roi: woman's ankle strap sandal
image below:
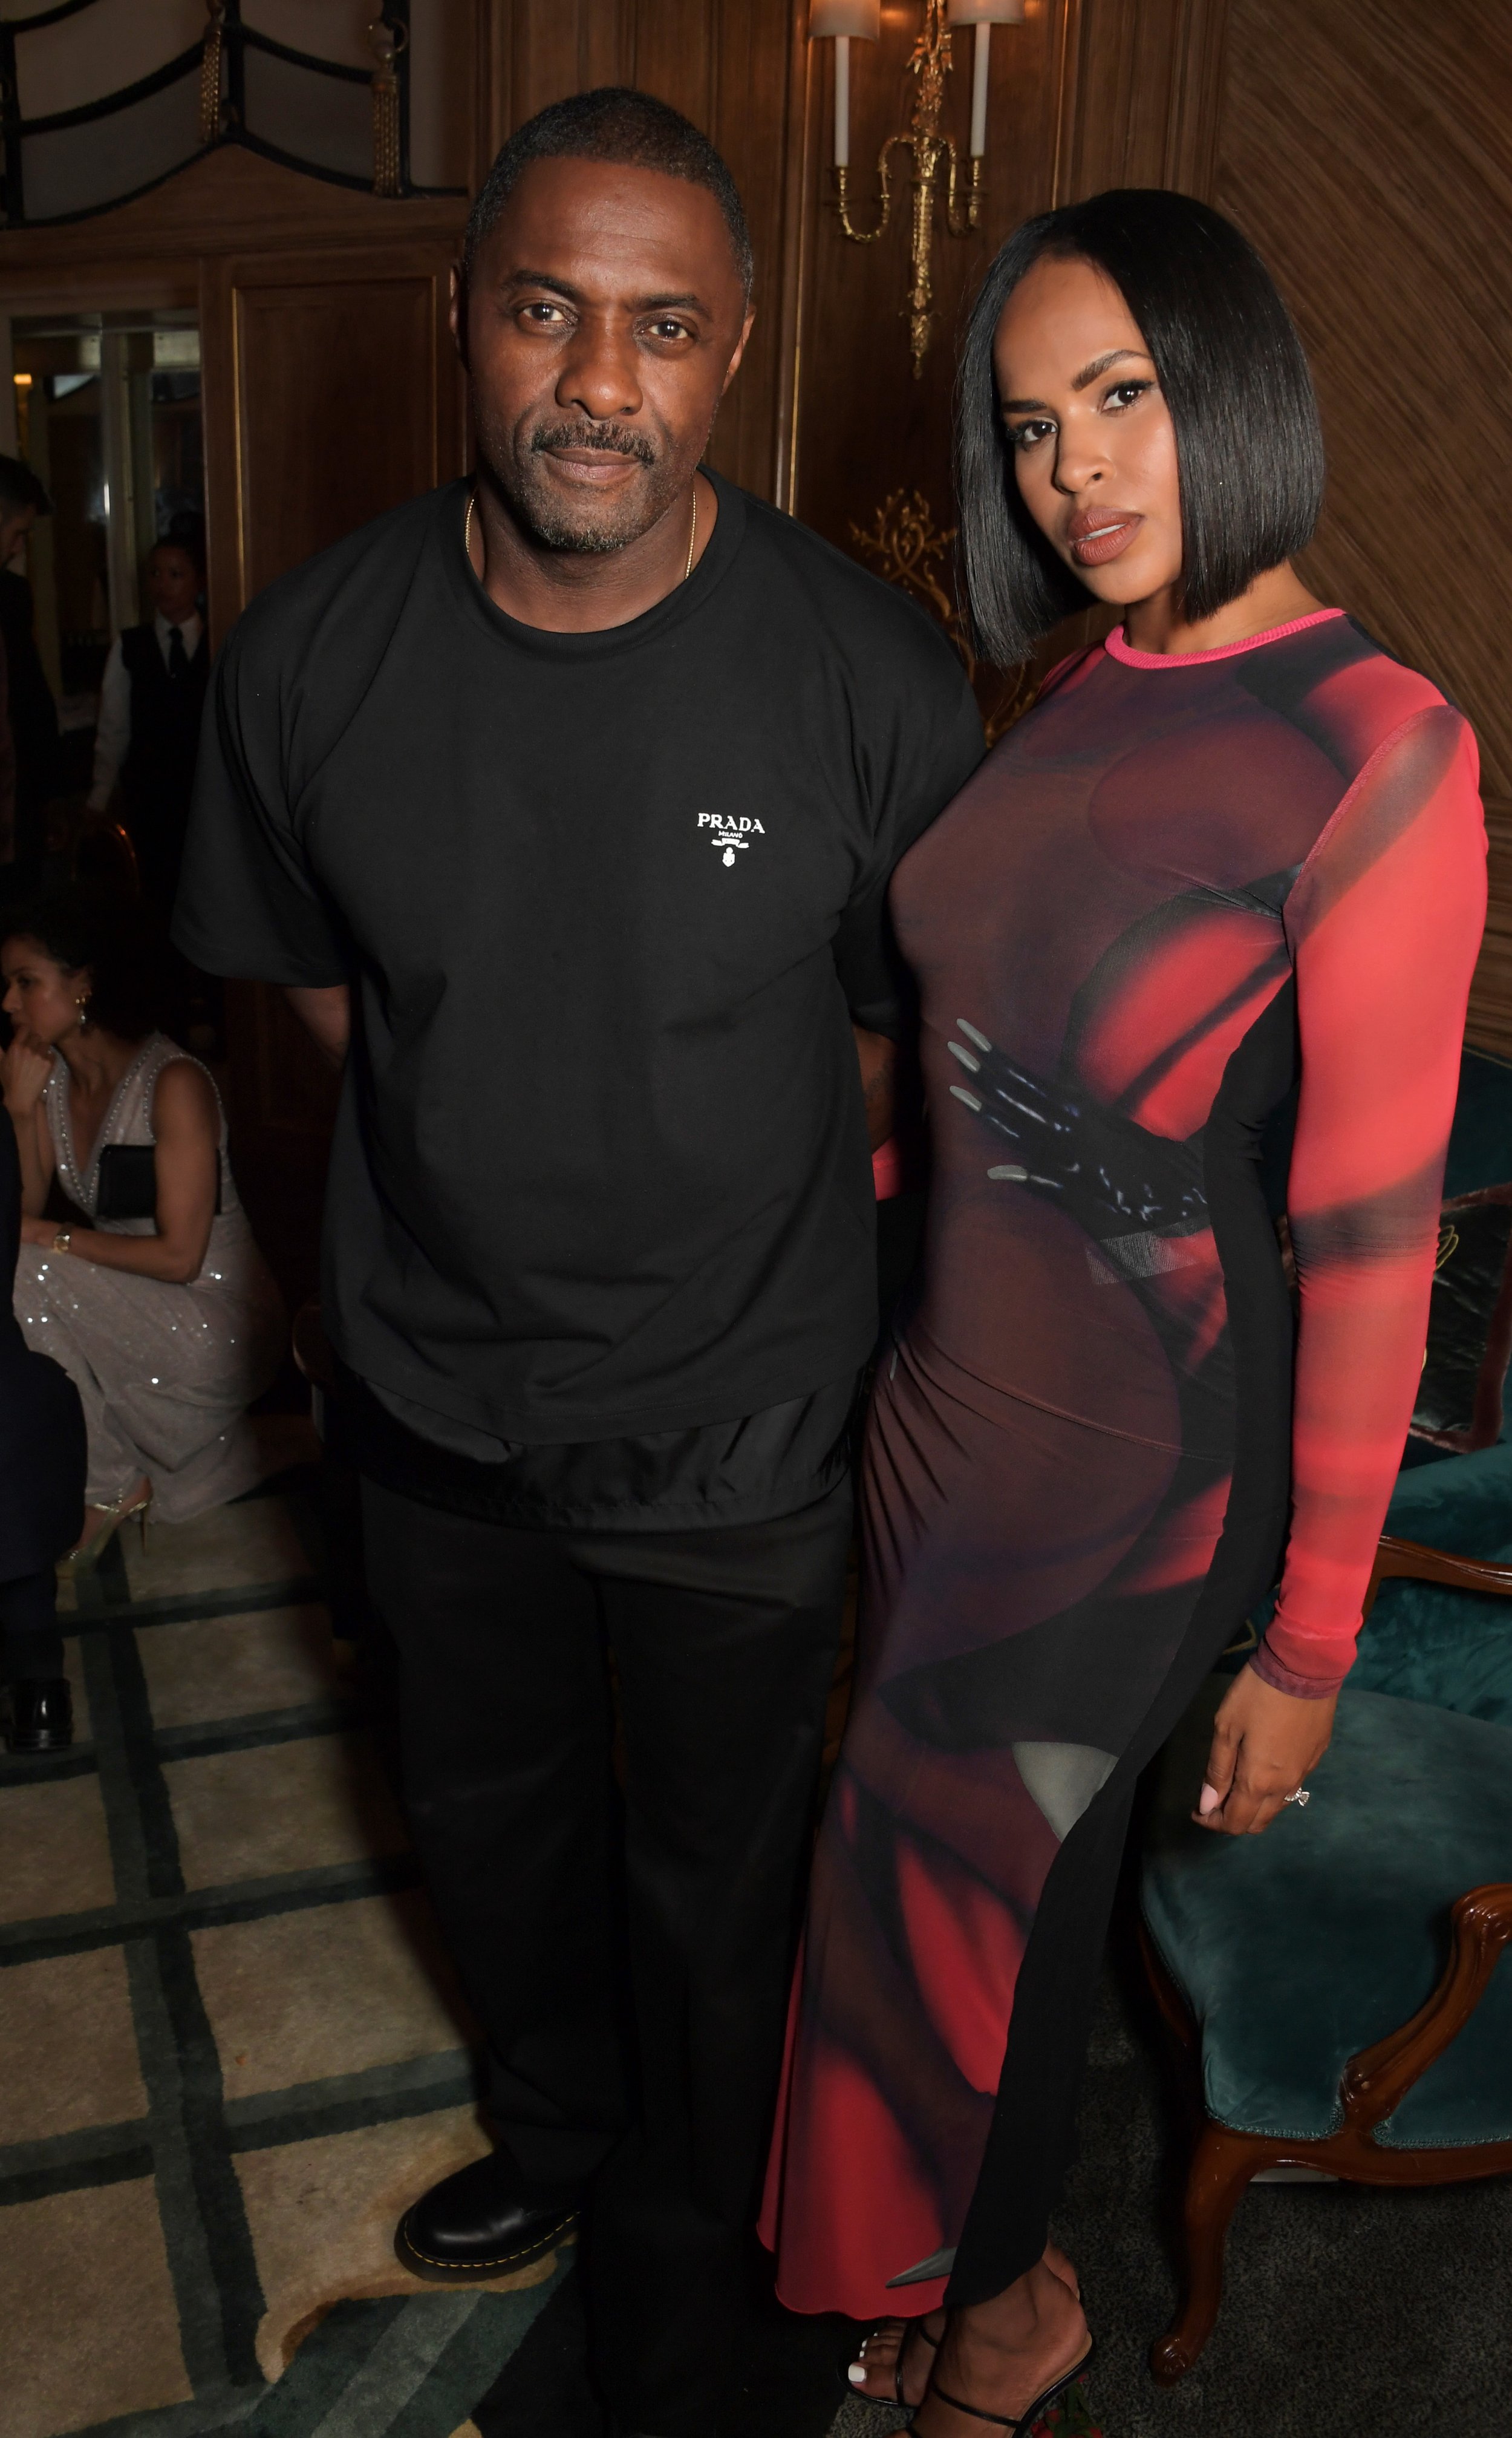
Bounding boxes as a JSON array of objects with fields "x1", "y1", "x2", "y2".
[{"x1": 927, "y1": 2340, "x2": 1094, "y2": 2433}]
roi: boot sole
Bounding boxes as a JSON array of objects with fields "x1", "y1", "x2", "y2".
[{"x1": 394, "y1": 2204, "x2": 578, "y2": 2284}]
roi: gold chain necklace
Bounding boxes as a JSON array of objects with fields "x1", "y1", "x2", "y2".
[{"x1": 463, "y1": 484, "x2": 699, "y2": 583}]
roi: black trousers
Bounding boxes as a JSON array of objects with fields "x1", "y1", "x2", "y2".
[
  {"x1": 0, "y1": 1569, "x2": 64, "y2": 1679},
  {"x1": 360, "y1": 1477, "x2": 852, "y2": 2436}
]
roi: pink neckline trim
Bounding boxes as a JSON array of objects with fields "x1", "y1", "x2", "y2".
[{"x1": 1104, "y1": 607, "x2": 1346, "y2": 668}]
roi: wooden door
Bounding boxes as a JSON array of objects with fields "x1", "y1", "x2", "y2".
[{"x1": 200, "y1": 242, "x2": 466, "y2": 1307}]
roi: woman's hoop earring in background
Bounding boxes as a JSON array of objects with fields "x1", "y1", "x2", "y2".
[{"x1": 464, "y1": 492, "x2": 475, "y2": 567}]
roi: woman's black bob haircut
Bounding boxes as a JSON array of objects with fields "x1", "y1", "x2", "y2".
[{"x1": 956, "y1": 188, "x2": 1326, "y2": 668}]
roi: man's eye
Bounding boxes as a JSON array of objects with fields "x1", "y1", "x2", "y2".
[
  {"x1": 521, "y1": 302, "x2": 567, "y2": 327},
  {"x1": 647, "y1": 319, "x2": 691, "y2": 342}
]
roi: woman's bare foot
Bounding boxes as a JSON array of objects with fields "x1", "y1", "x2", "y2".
[
  {"x1": 914, "y1": 2261, "x2": 1090, "y2": 2437},
  {"x1": 847, "y1": 2312, "x2": 945, "y2": 2407}
]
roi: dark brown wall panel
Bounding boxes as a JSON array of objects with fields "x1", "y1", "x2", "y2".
[
  {"x1": 1210, "y1": 0, "x2": 1512, "y2": 1049},
  {"x1": 235, "y1": 275, "x2": 440, "y2": 601}
]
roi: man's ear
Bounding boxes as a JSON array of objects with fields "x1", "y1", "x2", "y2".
[
  {"x1": 720, "y1": 305, "x2": 757, "y2": 400},
  {"x1": 448, "y1": 262, "x2": 469, "y2": 370}
]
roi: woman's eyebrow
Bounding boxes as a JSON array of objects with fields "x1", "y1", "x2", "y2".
[
  {"x1": 1072, "y1": 347, "x2": 1150, "y2": 390},
  {"x1": 1001, "y1": 347, "x2": 1152, "y2": 414}
]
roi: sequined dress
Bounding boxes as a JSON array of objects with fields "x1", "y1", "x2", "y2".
[{"x1": 14, "y1": 1033, "x2": 285, "y2": 1519}]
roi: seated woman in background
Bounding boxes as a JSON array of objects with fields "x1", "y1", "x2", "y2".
[{"x1": 1, "y1": 886, "x2": 284, "y2": 1559}]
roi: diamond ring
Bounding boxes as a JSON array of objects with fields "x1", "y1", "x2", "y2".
[{"x1": 1282, "y1": 1787, "x2": 1311, "y2": 1807}]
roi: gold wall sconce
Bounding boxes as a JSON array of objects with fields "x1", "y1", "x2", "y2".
[{"x1": 809, "y1": 0, "x2": 1025, "y2": 377}]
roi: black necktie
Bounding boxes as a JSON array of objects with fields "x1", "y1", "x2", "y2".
[{"x1": 168, "y1": 625, "x2": 189, "y2": 680}]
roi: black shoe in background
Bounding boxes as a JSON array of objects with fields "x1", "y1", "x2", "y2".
[
  {"x1": 395, "y1": 2148, "x2": 580, "y2": 2283},
  {"x1": 2, "y1": 1678, "x2": 74, "y2": 1754}
]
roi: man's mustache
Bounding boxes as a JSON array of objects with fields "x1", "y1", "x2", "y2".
[{"x1": 530, "y1": 421, "x2": 657, "y2": 466}]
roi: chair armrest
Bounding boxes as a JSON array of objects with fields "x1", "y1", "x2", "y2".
[
  {"x1": 1362, "y1": 1535, "x2": 1512, "y2": 1622},
  {"x1": 1340, "y1": 1883, "x2": 1512, "y2": 2132}
]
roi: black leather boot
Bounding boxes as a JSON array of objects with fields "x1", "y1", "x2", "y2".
[
  {"x1": 395, "y1": 2148, "x2": 579, "y2": 2283},
  {"x1": 2, "y1": 1678, "x2": 74, "y2": 1754}
]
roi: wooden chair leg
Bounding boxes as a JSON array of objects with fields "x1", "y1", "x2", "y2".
[{"x1": 1150, "y1": 2120, "x2": 1276, "y2": 2385}]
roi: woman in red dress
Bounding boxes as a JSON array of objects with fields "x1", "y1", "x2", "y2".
[{"x1": 760, "y1": 189, "x2": 1486, "y2": 2434}]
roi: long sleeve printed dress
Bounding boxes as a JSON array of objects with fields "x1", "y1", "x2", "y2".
[{"x1": 760, "y1": 608, "x2": 1486, "y2": 2318}]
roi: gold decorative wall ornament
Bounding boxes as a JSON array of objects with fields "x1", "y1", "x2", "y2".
[
  {"x1": 368, "y1": 15, "x2": 408, "y2": 199},
  {"x1": 199, "y1": 0, "x2": 227, "y2": 146},
  {"x1": 810, "y1": 0, "x2": 1025, "y2": 377},
  {"x1": 850, "y1": 489, "x2": 1036, "y2": 740}
]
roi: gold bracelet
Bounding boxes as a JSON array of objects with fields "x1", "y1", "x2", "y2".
[{"x1": 51, "y1": 1227, "x2": 72, "y2": 1255}]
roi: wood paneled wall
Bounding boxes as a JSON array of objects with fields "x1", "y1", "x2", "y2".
[{"x1": 1201, "y1": 0, "x2": 1512, "y2": 1057}]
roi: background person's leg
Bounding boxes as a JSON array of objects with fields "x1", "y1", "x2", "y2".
[
  {"x1": 360, "y1": 1480, "x2": 630, "y2": 2204},
  {"x1": 0, "y1": 1568, "x2": 65, "y2": 1682},
  {"x1": 578, "y1": 1482, "x2": 852, "y2": 2436},
  {"x1": 0, "y1": 1567, "x2": 72, "y2": 1754}
]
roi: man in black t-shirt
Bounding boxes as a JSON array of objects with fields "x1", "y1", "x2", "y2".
[{"x1": 175, "y1": 89, "x2": 982, "y2": 2438}]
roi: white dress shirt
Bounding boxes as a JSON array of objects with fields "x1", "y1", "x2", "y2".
[{"x1": 88, "y1": 610, "x2": 204, "y2": 811}]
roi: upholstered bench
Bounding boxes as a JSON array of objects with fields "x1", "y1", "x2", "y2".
[{"x1": 1139, "y1": 1673, "x2": 1512, "y2": 2381}]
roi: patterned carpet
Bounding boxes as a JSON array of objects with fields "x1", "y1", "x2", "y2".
[{"x1": 0, "y1": 1435, "x2": 564, "y2": 2438}]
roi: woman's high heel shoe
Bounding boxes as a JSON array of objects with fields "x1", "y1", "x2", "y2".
[
  {"x1": 64, "y1": 1481, "x2": 152, "y2": 1574},
  {"x1": 923, "y1": 2338, "x2": 1096, "y2": 2434}
]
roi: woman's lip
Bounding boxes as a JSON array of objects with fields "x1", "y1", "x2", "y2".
[{"x1": 1069, "y1": 515, "x2": 1141, "y2": 568}]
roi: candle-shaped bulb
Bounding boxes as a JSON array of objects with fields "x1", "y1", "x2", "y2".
[
  {"x1": 970, "y1": 22, "x2": 991, "y2": 158},
  {"x1": 835, "y1": 33, "x2": 850, "y2": 168}
]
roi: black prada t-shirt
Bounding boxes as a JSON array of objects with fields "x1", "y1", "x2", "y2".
[{"x1": 175, "y1": 474, "x2": 983, "y2": 1478}]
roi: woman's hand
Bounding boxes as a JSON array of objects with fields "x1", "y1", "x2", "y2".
[
  {"x1": 1194, "y1": 1663, "x2": 1338, "y2": 1835},
  {"x1": 2, "y1": 1028, "x2": 52, "y2": 1117}
]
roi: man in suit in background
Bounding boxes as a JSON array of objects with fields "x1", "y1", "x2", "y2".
[{"x1": 88, "y1": 532, "x2": 209, "y2": 917}]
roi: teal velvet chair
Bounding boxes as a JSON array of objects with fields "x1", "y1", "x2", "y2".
[{"x1": 1138, "y1": 1047, "x2": 1512, "y2": 2383}]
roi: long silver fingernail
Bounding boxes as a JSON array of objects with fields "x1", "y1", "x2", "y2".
[
  {"x1": 947, "y1": 1041, "x2": 981, "y2": 1073},
  {"x1": 957, "y1": 1019, "x2": 992, "y2": 1052},
  {"x1": 988, "y1": 1164, "x2": 1028, "y2": 1180},
  {"x1": 950, "y1": 1085, "x2": 982, "y2": 1111}
]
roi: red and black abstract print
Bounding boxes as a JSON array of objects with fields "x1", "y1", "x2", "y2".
[{"x1": 760, "y1": 609, "x2": 1486, "y2": 2320}]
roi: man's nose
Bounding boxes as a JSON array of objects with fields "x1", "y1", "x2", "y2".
[{"x1": 556, "y1": 315, "x2": 644, "y2": 424}]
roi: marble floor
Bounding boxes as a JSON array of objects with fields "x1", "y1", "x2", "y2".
[{"x1": 0, "y1": 1434, "x2": 563, "y2": 2438}]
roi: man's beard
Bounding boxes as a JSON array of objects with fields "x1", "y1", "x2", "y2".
[{"x1": 483, "y1": 417, "x2": 685, "y2": 554}]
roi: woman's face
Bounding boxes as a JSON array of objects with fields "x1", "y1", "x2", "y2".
[
  {"x1": 992, "y1": 253, "x2": 1184, "y2": 609},
  {"x1": 1, "y1": 937, "x2": 88, "y2": 1045}
]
